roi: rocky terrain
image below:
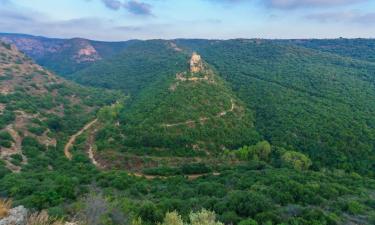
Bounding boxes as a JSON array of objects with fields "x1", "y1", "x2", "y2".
[{"x1": 0, "y1": 41, "x2": 119, "y2": 172}]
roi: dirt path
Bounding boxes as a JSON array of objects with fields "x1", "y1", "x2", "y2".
[
  {"x1": 64, "y1": 117, "x2": 221, "y2": 180},
  {"x1": 64, "y1": 119, "x2": 98, "y2": 160},
  {"x1": 162, "y1": 99, "x2": 235, "y2": 128},
  {"x1": 86, "y1": 128, "x2": 104, "y2": 168},
  {"x1": 130, "y1": 172, "x2": 221, "y2": 180}
]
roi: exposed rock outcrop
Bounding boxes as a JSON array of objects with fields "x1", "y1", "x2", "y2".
[
  {"x1": 190, "y1": 52, "x2": 204, "y2": 73},
  {"x1": 0, "y1": 206, "x2": 28, "y2": 225}
]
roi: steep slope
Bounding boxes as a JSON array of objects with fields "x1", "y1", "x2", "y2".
[
  {"x1": 73, "y1": 39, "x2": 375, "y2": 174},
  {"x1": 283, "y1": 38, "x2": 375, "y2": 63},
  {"x1": 0, "y1": 41, "x2": 120, "y2": 172},
  {"x1": 90, "y1": 51, "x2": 260, "y2": 169},
  {"x1": 70, "y1": 40, "x2": 188, "y2": 96},
  {"x1": 0, "y1": 33, "x2": 132, "y2": 75},
  {"x1": 176, "y1": 39, "x2": 375, "y2": 174}
]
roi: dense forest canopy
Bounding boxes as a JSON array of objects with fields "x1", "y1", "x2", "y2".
[{"x1": 0, "y1": 36, "x2": 375, "y2": 225}]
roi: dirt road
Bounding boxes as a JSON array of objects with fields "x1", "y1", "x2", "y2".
[{"x1": 64, "y1": 119, "x2": 98, "y2": 160}]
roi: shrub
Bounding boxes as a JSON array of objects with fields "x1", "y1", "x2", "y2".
[
  {"x1": 238, "y1": 219, "x2": 258, "y2": 225},
  {"x1": 235, "y1": 141, "x2": 272, "y2": 161},
  {"x1": 281, "y1": 151, "x2": 312, "y2": 170},
  {"x1": 181, "y1": 163, "x2": 211, "y2": 174},
  {"x1": 159, "y1": 209, "x2": 224, "y2": 225},
  {"x1": 10, "y1": 154, "x2": 23, "y2": 166},
  {"x1": 189, "y1": 209, "x2": 224, "y2": 225},
  {"x1": 160, "y1": 211, "x2": 184, "y2": 225},
  {"x1": 0, "y1": 199, "x2": 12, "y2": 219},
  {"x1": 27, "y1": 211, "x2": 65, "y2": 225},
  {"x1": 346, "y1": 201, "x2": 365, "y2": 215},
  {"x1": 0, "y1": 140, "x2": 12, "y2": 148}
]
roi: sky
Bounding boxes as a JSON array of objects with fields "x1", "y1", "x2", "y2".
[{"x1": 0, "y1": 0, "x2": 375, "y2": 41}]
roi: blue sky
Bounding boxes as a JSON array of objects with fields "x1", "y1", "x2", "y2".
[{"x1": 0, "y1": 0, "x2": 374, "y2": 40}]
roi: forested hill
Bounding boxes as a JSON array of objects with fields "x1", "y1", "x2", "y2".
[
  {"x1": 0, "y1": 37, "x2": 375, "y2": 225},
  {"x1": 0, "y1": 41, "x2": 120, "y2": 173},
  {"x1": 112, "y1": 52, "x2": 260, "y2": 154},
  {"x1": 72, "y1": 39, "x2": 375, "y2": 175},
  {"x1": 176, "y1": 39, "x2": 375, "y2": 174},
  {"x1": 0, "y1": 33, "x2": 134, "y2": 75},
  {"x1": 281, "y1": 38, "x2": 375, "y2": 63},
  {"x1": 70, "y1": 40, "x2": 189, "y2": 97}
]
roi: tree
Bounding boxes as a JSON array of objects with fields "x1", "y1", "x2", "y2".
[
  {"x1": 160, "y1": 211, "x2": 184, "y2": 225},
  {"x1": 281, "y1": 151, "x2": 312, "y2": 171},
  {"x1": 238, "y1": 219, "x2": 258, "y2": 225},
  {"x1": 159, "y1": 209, "x2": 224, "y2": 225},
  {"x1": 189, "y1": 209, "x2": 224, "y2": 225},
  {"x1": 235, "y1": 141, "x2": 272, "y2": 161},
  {"x1": 252, "y1": 141, "x2": 272, "y2": 161}
]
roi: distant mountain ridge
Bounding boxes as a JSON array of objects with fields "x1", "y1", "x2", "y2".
[
  {"x1": 0, "y1": 33, "x2": 135, "y2": 75},
  {"x1": 0, "y1": 41, "x2": 120, "y2": 172}
]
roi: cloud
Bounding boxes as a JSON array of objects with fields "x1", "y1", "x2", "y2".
[
  {"x1": 209, "y1": 0, "x2": 368, "y2": 9},
  {"x1": 99, "y1": 0, "x2": 152, "y2": 16},
  {"x1": 114, "y1": 25, "x2": 142, "y2": 31},
  {"x1": 101, "y1": 0, "x2": 122, "y2": 10},
  {"x1": 264, "y1": 0, "x2": 367, "y2": 9},
  {"x1": 124, "y1": 0, "x2": 152, "y2": 16},
  {"x1": 306, "y1": 10, "x2": 375, "y2": 24}
]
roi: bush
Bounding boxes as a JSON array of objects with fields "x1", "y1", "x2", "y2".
[
  {"x1": 346, "y1": 201, "x2": 365, "y2": 215},
  {"x1": 181, "y1": 163, "x2": 211, "y2": 174},
  {"x1": 160, "y1": 211, "x2": 184, "y2": 225},
  {"x1": 10, "y1": 154, "x2": 23, "y2": 166},
  {"x1": 234, "y1": 141, "x2": 272, "y2": 161},
  {"x1": 28, "y1": 126, "x2": 46, "y2": 136},
  {"x1": 0, "y1": 140, "x2": 12, "y2": 148},
  {"x1": 238, "y1": 219, "x2": 258, "y2": 225},
  {"x1": 281, "y1": 151, "x2": 312, "y2": 170},
  {"x1": 189, "y1": 209, "x2": 224, "y2": 225},
  {"x1": 0, "y1": 199, "x2": 12, "y2": 219},
  {"x1": 27, "y1": 211, "x2": 65, "y2": 225}
]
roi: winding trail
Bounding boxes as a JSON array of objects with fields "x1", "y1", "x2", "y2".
[
  {"x1": 162, "y1": 99, "x2": 235, "y2": 128},
  {"x1": 64, "y1": 119, "x2": 98, "y2": 160},
  {"x1": 63, "y1": 116, "x2": 222, "y2": 180}
]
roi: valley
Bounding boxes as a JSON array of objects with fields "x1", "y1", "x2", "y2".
[{"x1": 0, "y1": 35, "x2": 374, "y2": 225}]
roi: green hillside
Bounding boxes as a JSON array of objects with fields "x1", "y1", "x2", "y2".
[
  {"x1": 107, "y1": 52, "x2": 259, "y2": 155},
  {"x1": 0, "y1": 41, "x2": 120, "y2": 172},
  {"x1": 0, "y1": 33, "x2": 132, "y2": 75},
  {"x1": 0, "y1": 39, "x2": 374, "y2": 225},
  {"x1": 70, "y1": 40, "x2": 188, "y2": 96},
  {"x1": 176, "y1": 39, "x2": 375, "y2": 175},
  {"x1": 71, "y1": 39, "x2": 375, "y2": 175},
  {"x1": 283, "y1": 38, "x2": 375, "y2": 63}
]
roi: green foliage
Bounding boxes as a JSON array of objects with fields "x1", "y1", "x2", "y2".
[
  {"x1": 28, "y1": 125, "x2": 46, "y2": 136},
  {"x1": 189, "y1": 209, "x2": 223, "y2": 225},
  {"x1": 234, "y1": 141, "x2": 272, "y2": 161},
  {"x1": 286, "y1": 38, "x2": 375, "y2": 63},
  {"x1": 281, "y1": 151, "x2": 312, "y2": 171},
  {"x1": 175, "y1": 39, "x2": 375, "y2": 175},
  {"x1": 160, "y1": 211, "x2": 183, "y2": 225},
  {"x1": 97, "y1": 102, "x2": 124, "y2": 123},
  {"x1": 0, "y1": 131, "x2": 13, "y2": 148},
  {"x1": 1, "y1": 37, "x2": 375, "y2": 225},
  {"x1": 118, "y1": 55, "x2": 259, "y2": 153},
  {"x1": 0, "y1": 160, "x2": 10, "y2": 179},
  {"x1": 0, "y1": 110, "x2": 15, "y2": 129},
  {"x1": 143, "y1": 163, "x2": 211, "y2": 176},
  {"x1": 345, "y1": 200, "x2": 365, "y2": 215},
  {"x1": 72, "y1": 40, "x2": 187, "y2": 95},
  {"x1": 238, "y1": 219, "x2": 258, "y2": 225},
  {"x1": 10, "y1": 154, "x2": 23, "y2": 166}
]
